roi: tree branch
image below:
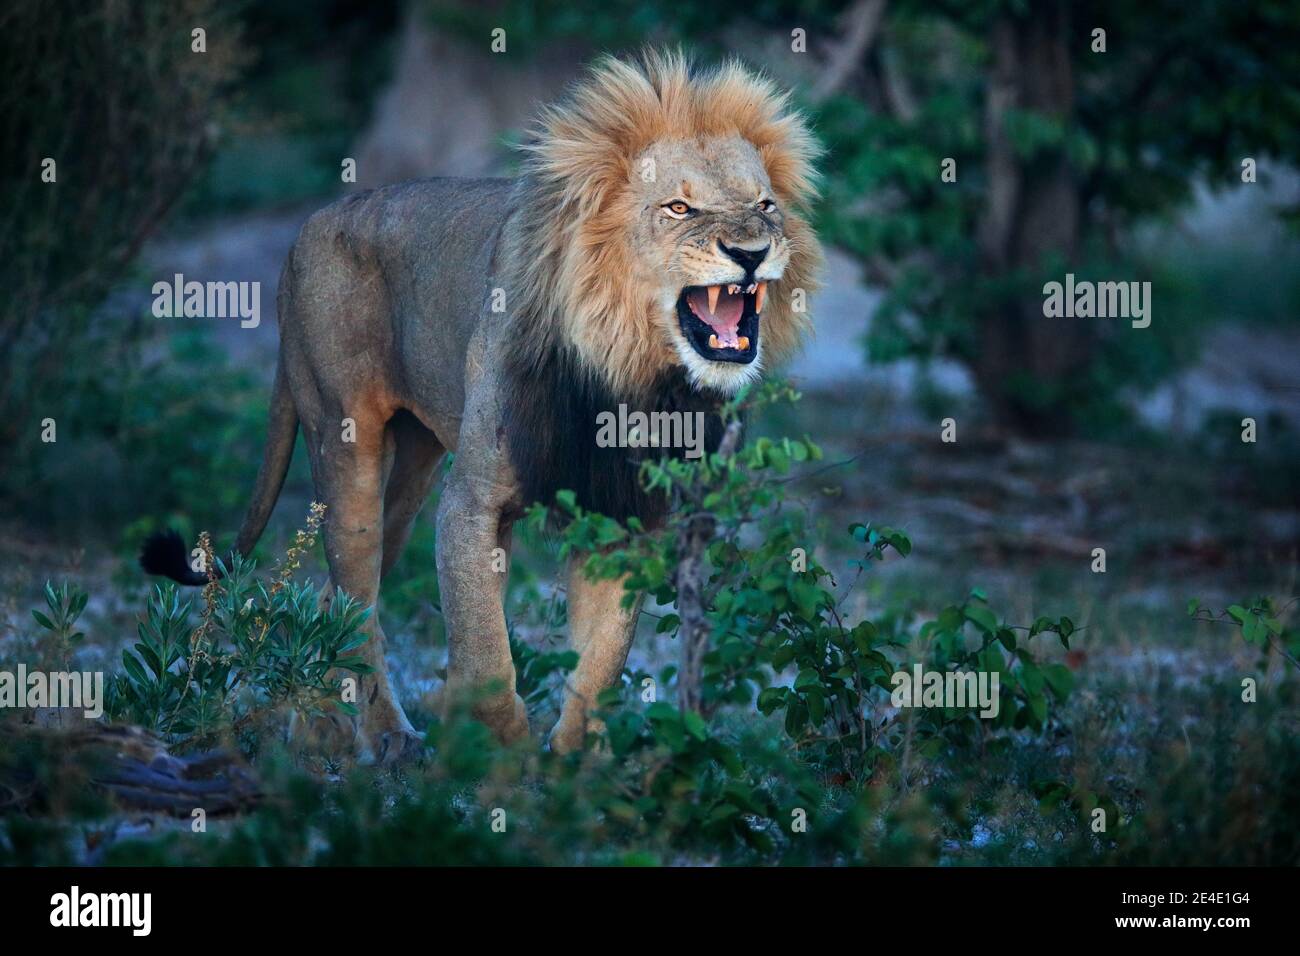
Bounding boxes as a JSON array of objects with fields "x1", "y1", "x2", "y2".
[
  {"x1": 675, "y1": 419, "x2": 743, "y2": 713},
  {"x1": 812, "y1": 0, "x2": 888, "y2": 102}
]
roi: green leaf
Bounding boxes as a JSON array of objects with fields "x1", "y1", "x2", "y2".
[
  {"x1": 804, "y1": 687, "x2": 826, "y2": 724},
  {"x1": 784, "y1": 698, "x2": 807, "y2": 735},
  {"x1": 683, "y1": 710, "x2": 708, "y2": 742},
  {"x1": 1242, "y1": 614, "x2": 1267, "y2": 646},
  {"x1": 645, "y1": 702, "x2": 678, "y2": 722},
  {"x1": 1018, "y1": 661, "x2": 1045, "y2": 696},
  {"x1": 794, "y1": 668, "x2": 821, "y2": 690},
  {"x1": 1028, "y1": 693, "x2": 1048, "y2": 723},
  {"x1": 1043, "y1": 664, "x2": 1074, "y2": 701},
  {"x1": 121, "y1": 652, "x2": 150, "y2": 688},
  {"x1": 965, "y1": 606, "x2": 998, "y2": 635}
]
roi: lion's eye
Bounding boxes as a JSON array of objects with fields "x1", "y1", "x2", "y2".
[
  {"x1": 664, "y1": 201, "x2": 693, "y2": 218},
  {"x1": 758, "y1": 198, "x2": 776, "y2": 213}
]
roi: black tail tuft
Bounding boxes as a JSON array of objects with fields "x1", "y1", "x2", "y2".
[{"x1": 139, "y1": 529, "x2": 210, "y2": 587}]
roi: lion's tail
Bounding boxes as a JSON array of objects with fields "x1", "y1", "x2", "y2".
[{"x1": 139, "y1": 357, "x2": 299, "y2": 586}]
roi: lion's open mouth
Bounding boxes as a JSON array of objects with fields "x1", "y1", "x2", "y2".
[{"x1": 676, "y1": 281, "x2": 766, "y2": 363}]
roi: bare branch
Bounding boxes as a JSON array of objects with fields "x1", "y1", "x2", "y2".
[
  {"x1": 675, "y1": 419, "x2": 743, "y2": 713},
  {"x1": 812, "y1": 0, "x2": 888, "y2": 102},
  {"x1": 977, "y1": 17, "x2": 1022, "y2": 268}
]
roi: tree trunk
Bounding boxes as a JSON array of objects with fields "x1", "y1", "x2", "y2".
[{"x1": 975, "y1": 1, "x2": 1090, "y2": 433}]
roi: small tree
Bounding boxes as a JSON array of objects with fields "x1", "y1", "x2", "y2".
[
  {"x1": 819, "y1": 0, "x2": 1300, "y2": 431},
  {"x1": 0, "y1": 0, "x2": 241, "y2": 493}
]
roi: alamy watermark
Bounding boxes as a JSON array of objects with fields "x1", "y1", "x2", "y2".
[
  {"x1": 152, "y1": 272, "x2": 261, "y2": 328},
  {"x1": 50, "y1": 886, "x2": 151, "y2": 936},
  {"x1": 890, "y1": 664, "x2": 1000, "y2": 718},
  {"x1": 1042, "y1": 273, "x2": 1151, "y2": 329},
  {"x1": 595, "y1": 404, "x2": 706, "y2": 459},
  {"x1": 0, "y1": 663, "x2": 103, "y2": 718}
]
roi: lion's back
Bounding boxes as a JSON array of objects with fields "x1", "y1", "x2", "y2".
[
  {"x1": 278, "y1": 177, "x2": 516, "y2": 395},
  {"x1": 287, "y1": 176, "x2": 516, "y2": 305},
  {"x1": 272, "y1": 178, "x2": 517, "y2": 448}
]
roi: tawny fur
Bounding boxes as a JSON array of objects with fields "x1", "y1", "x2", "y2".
[
  {"x1": 141, "y1": 50, "x2": 824, "y2": 761},
  {"x1": 506, "y1": 49, "x2": 823, "y2": 395}
]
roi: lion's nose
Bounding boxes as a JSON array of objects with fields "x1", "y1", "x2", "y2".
[{"x1": 718, "y1": 241, "x2": 770, "y2": 276}]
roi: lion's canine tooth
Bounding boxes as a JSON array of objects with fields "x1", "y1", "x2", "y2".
[
  {"x1": 755, "y1": 281, "x2": 767, "y2": 314},
  {"x1": 707, "y1": 285, "x2": 720, "y2": 314},
  {"x1": 708, "y1": 333, "x2": 720, "y2": 349},
  {"x1": 738, "y1": 336, "x2": 750, "y2": 350}
]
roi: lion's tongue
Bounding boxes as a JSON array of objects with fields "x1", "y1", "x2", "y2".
[{"x1": 686, "y1": 287, "x2": 745, "y2": 348}]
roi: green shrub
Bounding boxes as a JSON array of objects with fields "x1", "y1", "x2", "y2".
[
  {"x1": 104, "y1": 507, "x2": 372, "y2": 746},
  {"x1": 8, "y1": 386, "x2": 1300, "y2": 866}
]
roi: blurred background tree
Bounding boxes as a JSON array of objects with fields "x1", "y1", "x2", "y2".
[
  {"x1": 0, "y1": 0, "x2": 241, "y2": 523},
  {"x1": 430, "y1": 0, "x2": 1300, "y2": 432},
  {"x1": 2, "y1": 0, "x2": 1296, "y2": 535},
  {"x1": 819, "y1": 0, "x2": 1300, "y2": 433},
  {"x1": 0, "y1": 0, "x2": 238, "y2": 363},
  {"x1": 0, "y1": 0, "x2": 394, "y2": 530}
]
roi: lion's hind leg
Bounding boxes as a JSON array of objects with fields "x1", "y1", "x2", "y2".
[
  {"x1": 303, "y1": 411, "x2": 423, "y2": 766},
  {"x1": 380, "y1": 410, "x2": 446, "y2": 580}
]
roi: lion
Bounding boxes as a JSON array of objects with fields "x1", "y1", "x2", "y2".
[{"x1": 141, "y1": 50, "x2": 822, "y2": 762}]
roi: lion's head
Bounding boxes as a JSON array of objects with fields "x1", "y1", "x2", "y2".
[{"x1": 507, "y1": 49, "x2": 823, "y2": 397}]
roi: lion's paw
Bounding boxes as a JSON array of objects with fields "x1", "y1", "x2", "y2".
[
  {"x1": 490, "y1": 692, "x2": 531, "y2": 746},
  {"x1": 469, "y1": 690, "x2": 531, "y2": 746},
  {"x1": 548, "y1": 711, "x2": 606, "y2": 754},
  {"x1": 363, "y1": 726, "x2": 426, "y2": 766}
]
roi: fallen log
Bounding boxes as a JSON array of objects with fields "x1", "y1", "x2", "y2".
[{"x1": 0, "y1": 722, "x2": 261, "y2": 817}]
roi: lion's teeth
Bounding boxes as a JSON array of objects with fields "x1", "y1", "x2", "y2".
[
  {"x1": 728, "y1": 284, "x2": 739, "y2": 295},
  {"x1": 746, "y1": 283, "x2": 756, "y2": 294},
  {"x1": 755, "y1": 281, "x2": 767, "y2": 314},
  {"x1": 738, "y1": 336, "x2": 750, "y2": 350},
  {"x1": 708, "y1": 333, "x2": 720, "y2": 349},
  {"x1": 707, "y1": 285, "x2": 720, "y2": 314}
]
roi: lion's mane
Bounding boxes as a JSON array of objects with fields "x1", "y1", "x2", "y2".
[
  {"x1": 504, "y1": 48, "x2": 822, "y2": 394},
  {"x1": 500, "y1": 50, "x2": 823, "y2": 522}
]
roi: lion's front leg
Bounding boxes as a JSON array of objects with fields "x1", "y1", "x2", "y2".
[
  {"x1": 434, "y1": 476, "x2": 530, "y2": 745},
  {"x1": 549, "y1": 560, "x2": 643, "y2": 753}
]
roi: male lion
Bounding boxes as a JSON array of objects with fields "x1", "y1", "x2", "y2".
[{"x1": 141, "y1": 50, "x2": 822, "y2": 762}]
